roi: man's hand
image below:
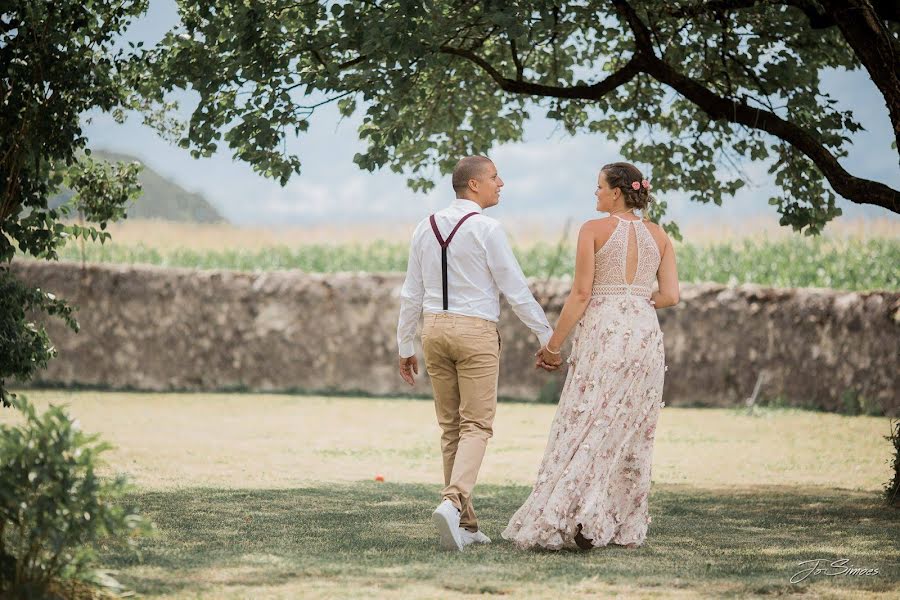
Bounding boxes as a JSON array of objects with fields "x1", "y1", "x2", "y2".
[{"x1": 399, "y1": 356, "x2": 419, "y2": 386}]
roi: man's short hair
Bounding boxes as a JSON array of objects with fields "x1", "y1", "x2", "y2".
[{"x1": 452, "y1": 156, "x2": 493, "y2": 194}]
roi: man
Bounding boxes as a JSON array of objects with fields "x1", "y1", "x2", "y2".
[{"x1": 396, "y1": 155, "x2": 562, "y2": 551}]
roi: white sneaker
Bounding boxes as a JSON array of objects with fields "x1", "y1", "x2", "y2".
[
  {"x1": 459, "y1": 528, "x2": 491, "y2": 546},
  {"x1": 432, "y1": 499, "x2": 464, "y2": 551}
]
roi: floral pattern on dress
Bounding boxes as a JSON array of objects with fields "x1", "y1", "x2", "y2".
[{"x1": 502, "y1": 217, "x2": 666, "y2": 550}]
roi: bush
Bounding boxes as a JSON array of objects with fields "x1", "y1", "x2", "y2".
[
  {"x1": 0, "y1": 395, "x2": 150, "y2": 598},
  {"x1": 0, "y1": 268, "x2": 79, "y2": 408},
  {"x1": 885, "y1": 419, "x2": 900, "y2": 508}
]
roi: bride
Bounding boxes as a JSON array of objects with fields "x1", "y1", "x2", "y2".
[{"x1": 502, "y1": 161, "x2": 680, "y2": 550}]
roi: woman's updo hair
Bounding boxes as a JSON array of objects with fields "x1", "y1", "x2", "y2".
[{"x1": 600, "y1": 161, "x2": 655, "y2": 211}]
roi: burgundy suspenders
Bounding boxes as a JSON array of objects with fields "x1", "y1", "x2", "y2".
[{"x1": 429, "y1": 212, "x2": 479, "y2": 311}]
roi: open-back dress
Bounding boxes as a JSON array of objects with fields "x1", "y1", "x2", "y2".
[{"x1": 501, "y1": 215, "x2": 666, "y2": 550}]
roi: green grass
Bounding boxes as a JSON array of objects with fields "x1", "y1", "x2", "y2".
[
  {"x1": 4, "y1": 391, "x2": 897, "y2": 598},
  {"x1": 43, "y1": 236, "x2": 900, "y2": 291},
  {"x1": 105, "y1": 483, "x2": 898, "y2": 599}
]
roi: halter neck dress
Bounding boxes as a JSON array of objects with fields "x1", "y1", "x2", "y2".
[{"x1": 502, "y1": 216, "x2": 666, "y2": 550}]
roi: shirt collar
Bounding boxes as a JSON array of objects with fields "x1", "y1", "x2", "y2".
[{"x1": 450, "y1": 198, "x2": 483, "y2": 213}]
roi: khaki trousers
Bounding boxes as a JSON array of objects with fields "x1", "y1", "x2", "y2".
[{"x1": 422, "y1": 312, "x2": 501, "y2": 532}]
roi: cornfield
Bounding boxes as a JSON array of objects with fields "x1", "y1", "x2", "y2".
[{"x1": 43, "y1": 234, "x2": 899, "y2": 291}]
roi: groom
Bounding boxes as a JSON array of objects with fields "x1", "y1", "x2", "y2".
[{"x1": 396, "y1": 156, "x2": 562, "y2": 551}]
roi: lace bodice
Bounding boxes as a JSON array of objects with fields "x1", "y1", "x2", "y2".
[{"x1": 591, "y1": 217, "x2": 661, "y2": 298}]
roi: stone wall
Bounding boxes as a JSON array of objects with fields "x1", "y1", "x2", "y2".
[{"x1": 10, "y1": 260, "x2": 900, "y2": 415}]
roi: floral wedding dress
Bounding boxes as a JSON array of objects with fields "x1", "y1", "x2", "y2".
[{"x1": 502, "y1": 215, "x2": 667, "y2": 550}]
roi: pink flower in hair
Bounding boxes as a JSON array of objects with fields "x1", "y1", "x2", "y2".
[
  {"x1": 641, "y1": 179, "x2": 651, "y2": 190},
  {"x1": 631, "y1": 181, "x2": 640, "y2": 190}
]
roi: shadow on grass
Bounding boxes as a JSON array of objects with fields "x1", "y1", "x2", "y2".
[{"x1": 105, "y1": 483, "x2": 899, "y2": 597}]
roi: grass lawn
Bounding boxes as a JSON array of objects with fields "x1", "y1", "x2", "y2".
[{"x1": 5, "y1": 390, "x2": 898, "y2": 599}]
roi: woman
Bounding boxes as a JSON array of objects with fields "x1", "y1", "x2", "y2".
[{"x1": 501, "y1": 161, "x2": 680, "y2": 550}]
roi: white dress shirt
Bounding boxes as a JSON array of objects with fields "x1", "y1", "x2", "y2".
[{"x1": 397, "y1": 198, "x2": 553, "y2": 358}]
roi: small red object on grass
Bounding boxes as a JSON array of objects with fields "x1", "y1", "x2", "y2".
[{"x1": 375, "y1": 474, "x2": 385, "y2": 482}]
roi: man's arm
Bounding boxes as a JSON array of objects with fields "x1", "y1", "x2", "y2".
[
  {"x1": 397, "y1": 224, "x2": 425, "y2": 359},
  {"x1": 484, "y1": 222, "x2": 553, "y2": 347}
]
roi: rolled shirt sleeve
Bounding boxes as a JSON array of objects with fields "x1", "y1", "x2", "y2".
[
  {"x1": 397, "y1": 225, "x2": 425, "y2": 358},
  {"x1": 484, "y1": 222, "x2": 553, "y2": 347}
]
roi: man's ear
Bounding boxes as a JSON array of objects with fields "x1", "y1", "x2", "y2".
[{"x1": 468, "y1": 178, "x2": 479, "y2": 194}]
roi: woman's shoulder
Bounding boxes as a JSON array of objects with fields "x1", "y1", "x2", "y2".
[
  {"x1": 638, "y1": 219, "x2": 671, "y2": 253},
  {"x1": 639, "y1": 218, "x2": 666, "y2": 236},
  {"x1": 579, "y1": 218, "x2": 618, "y2": 252},
  {"x1": 581, "y1": 216, "x2": 619, "y2": 231}
]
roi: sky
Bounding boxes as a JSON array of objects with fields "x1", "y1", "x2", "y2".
[{"x1": 81, "y1": 0, "x2": 900, "y2": 231}]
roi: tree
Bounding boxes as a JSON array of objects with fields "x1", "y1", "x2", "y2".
[
  {"x1": 142, "y1": 0, "x2": 899, "y2": 237},
  {"x1": 0, "y1": 1, "x2": 159, "y2": 406}
]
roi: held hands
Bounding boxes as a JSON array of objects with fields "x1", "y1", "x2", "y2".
[
  {"x1": 535, "y1": 345, "x2": 563, "y2": 372},
  {"x1": 399, "y1": 356, "x2": 418, "y2": 386}
]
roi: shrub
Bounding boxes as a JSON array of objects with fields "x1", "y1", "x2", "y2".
[
  {"x1": 0, "y1": 269, "x2": 79, "y2": 408},
  {"x1": 0, "y1": 395, "x2": 150, "y2": 598},
  {"x1": 885, "y1": 419, "x2": 900, "y2": 508}
]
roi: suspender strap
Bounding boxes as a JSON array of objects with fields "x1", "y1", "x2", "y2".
[{"x1": 429, "y1": 211, "x2": 479, "y2": 311}]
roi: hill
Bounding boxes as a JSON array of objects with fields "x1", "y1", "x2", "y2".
[{"x1": 50, "y1": 150, "x2": 226, "y2": 224}]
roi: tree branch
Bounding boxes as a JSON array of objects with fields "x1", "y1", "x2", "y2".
[
  {"x1": 818, "y1": 0, "x2": 900, "y2": 159},
  {"x1": 509, "y1": 38, "x2": 524, "y2": 81},
  {"x1": 666, "y1": 0, "x2": 899, "y2": 27},
  {"x1": 438, "y1": 45, "x2": 641, "y2": 99},
  {"x1": 306, "y1": 47, "x2": 368, "y2": 75},
  {"x1": 613, "y1": 0, "x2": 899, "y2": 212},
  {"x1": 678, "y1": 0, "x2": 900, "y2": 155}
]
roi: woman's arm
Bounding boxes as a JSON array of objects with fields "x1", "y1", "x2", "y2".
[
  {"x1": 545, "y1": 223, "x2": 597, "y2": 353},
  {"x1": 651, "y1": 233, "x2": 680, "y2": 309}
]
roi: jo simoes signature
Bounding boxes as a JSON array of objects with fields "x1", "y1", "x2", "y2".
[{"x1": 791, "y1": 558, "x2": 880, "y2": 584}]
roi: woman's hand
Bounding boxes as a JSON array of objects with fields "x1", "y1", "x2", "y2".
[{"x1": 535, "y1": 346, "x2": 563, "y2": 371}]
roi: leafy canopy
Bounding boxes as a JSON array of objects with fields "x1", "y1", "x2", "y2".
[
  {"x1": 0, "y1": 0, "x2": 164, "y2": 405},
  {"x1": 142, "y1": 0, "x2": 899, "y2": 238}
]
